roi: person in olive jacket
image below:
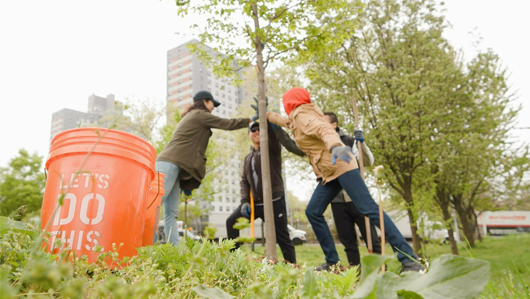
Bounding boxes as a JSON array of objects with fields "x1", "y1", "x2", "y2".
[
  {"x1": 156, "y1": 91, "x2": 254, "y2": 246},
  {"x1": 225, "y1": 121, "x2": 296, "y2": 264},
  {"x1": 266, "y1": 88, "x2": 423, "y2": 273}
]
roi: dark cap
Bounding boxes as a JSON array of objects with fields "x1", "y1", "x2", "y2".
[
  {"x1": 249, "y1": 122, "x2": 259, "y2": 132},
  {"x1": 193, "y1": 90, "x2": 221, "y2": 107}
]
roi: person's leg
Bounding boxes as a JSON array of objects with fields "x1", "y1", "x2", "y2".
[
  {"x1": 350, "y1": 202, "x2": 382, "y2": 254},
  {"x1": 331, "y1": 202, "x2": 360, "y2": 266},
  {"x1": 155, "y1": 161, "x2": 181, "y2": 246},
  {"x1": 338, "y1": 169, "x2": 416, "y2": 265},
  {"x1": 305, "y1": 180, "x2": 342, "y2": 264},
  {"x1": 272, "y1": 198, "x2": 296, "y2": 264},
  {"x1": 226, "y1": 205, "x2": 244, "y2": 250}
]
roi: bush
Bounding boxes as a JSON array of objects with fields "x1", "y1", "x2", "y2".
[{"x1": 0, "y1": 216, "x2": 494, "y2": 298}]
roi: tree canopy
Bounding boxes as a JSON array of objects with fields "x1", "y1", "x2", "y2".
[{"x1": 0, "y1": 149, "x2": 46, "y2": 218}]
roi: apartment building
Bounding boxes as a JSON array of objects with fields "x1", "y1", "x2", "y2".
[{"x1": 50, "y1": 94, "x2": 117, "y2": 142}]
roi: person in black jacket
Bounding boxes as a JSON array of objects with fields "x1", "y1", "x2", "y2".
[
  {"x1": 225, "y1": 121, "x2": 296, "y2": 264},
  {"x1": 324, "y1": 112, "x2": 382, "y2": 266},
  {"x1": 272, "y1": 112, "x2": 382, "y2": 267}
]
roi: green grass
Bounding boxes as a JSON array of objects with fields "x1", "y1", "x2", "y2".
[{"x1": 249, "y1": 234, "x2": 530, "y2": 296}]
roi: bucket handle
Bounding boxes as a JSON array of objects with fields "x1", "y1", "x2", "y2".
[{"x1": 146, "y1": 172, "x2": 161, "y2": 210}]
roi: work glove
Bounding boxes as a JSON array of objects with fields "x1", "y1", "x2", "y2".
[
  {"x1": 241, "y1": 202, "x2": 251, "y2": 218},
  {"x1": 181, "y1": 189, "x2": 192, "y2": 196},
  {"x1": 331, "y1": 146, "x2": 353, "y2": 165},
  {"x1": 354, "y1": 130, "x2": 364, "y2": 143},
  {"x1": 250, "y1": 96, "x2": 268, "y2": 121}
]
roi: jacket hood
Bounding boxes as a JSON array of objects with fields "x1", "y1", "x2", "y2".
[{"x1": 282, "y1": 88, "x2": 311, "y2": 115}]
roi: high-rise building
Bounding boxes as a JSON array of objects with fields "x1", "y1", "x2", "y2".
[
  {"x1": 50, "y1": 94, "x2": 118, "y2": 142},
  {"x1": 166, "y1": 40, "x2": 250, "y2": 236}
]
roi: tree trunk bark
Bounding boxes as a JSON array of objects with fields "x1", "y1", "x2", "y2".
[
  {"x1": 440, "y1": 201, "x2": 459, "y2": 255},
  {"x1": 252, "y1": 3, "x2": 277, "y2": 262},
  {"x1": 453, "y1": 197, "x2": 475, "y2": 247},
  {"x1": 474, "y1": 212, "x2": 483, "y2": 242},
  {"x1": 406, "y1": 207, "x2": 423, "y2": 258}
]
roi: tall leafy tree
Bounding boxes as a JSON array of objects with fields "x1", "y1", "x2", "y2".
[
  {"x1": 305, "y1": 0, "x2": 529, "y2": 252},
  {"x1": 0, "y1": 149, "x2": 46, "y2": 218},
  {"x1": 175, "y1": 0, "x2": 360, "y2": 261},
  {"x1": 306, "y1": 0, "x2": 460, "y2": 255}
]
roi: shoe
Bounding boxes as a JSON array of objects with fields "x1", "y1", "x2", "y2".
[
  {"x1": 315, "y1": 262, "x2": 338, "y2": 272},
  {"x1": 400, "y1": 261, "x2": 426, "y2": 274}
]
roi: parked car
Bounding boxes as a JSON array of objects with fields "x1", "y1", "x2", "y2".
[
  {"x1": 288, "y1": 225, "x2": 307, "y2": 245},
  {"x1": 157, "y1": 221, "x2": 201, "y2": 243}
]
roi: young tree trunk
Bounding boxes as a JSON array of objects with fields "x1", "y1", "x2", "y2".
[
  {"x1": 453, "y1": 195, "x2": 476, "y2": 247},
  {"x1": 251, "y1": 3, "x2": 277, "y2": 262},
  {"x1": 474, "y1": 212, "x2": 483, "y2": 242},
  {"x1": 406, "y1": 207, "x2": 423, "y2": 258},
  {"x1": 440, "y1": 201, "x2": 459, "y2": 255}
]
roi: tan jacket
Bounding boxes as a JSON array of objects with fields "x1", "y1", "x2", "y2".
[{"x1": 267, "y1": 104, "x2": 358, "y2": 184}]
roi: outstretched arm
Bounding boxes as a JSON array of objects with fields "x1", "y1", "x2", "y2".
[
  {"x1": 271, "y1": 124, "x2": 306, "y2": 157},
  {"x1": 266, "y1": 111, "x2": 290, "y2": 128}
]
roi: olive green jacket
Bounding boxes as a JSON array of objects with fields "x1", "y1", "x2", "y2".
[{"x1": 157, "y1": 109, "x2": 249, "y2": 189}]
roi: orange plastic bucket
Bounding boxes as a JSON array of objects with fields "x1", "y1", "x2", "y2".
[
  {"x1": 142, "y1": 172, "x2": 165, "y2": 246},
  {"x1": 41, "y1": 128, "x2": 156, "y2": 264}
]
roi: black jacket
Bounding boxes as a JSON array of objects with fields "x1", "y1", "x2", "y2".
[{"x1": 240, "y1": 122, "x2": 285, "y2": 205}]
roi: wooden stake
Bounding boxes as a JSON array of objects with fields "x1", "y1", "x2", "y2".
[
  {"x1": 352, "y1": 97, "x2": 373, "y2": 254},
  {"x1": 377, "y1": 186, "x2": 386, "y2": 273},
  {"x1": 250, "y1": 190, "x2": 255, "y2": 237},
  {"x1": 250, "y1": 190, "x2": 255, "y2": 251}
]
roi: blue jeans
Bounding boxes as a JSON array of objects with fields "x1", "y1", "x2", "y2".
[
  {"x1": 306, "y1": 169, "x2": 416, "y2": 265},
  {"x1": 155, "y1": 161, "x2": 181, "y2": 246}
]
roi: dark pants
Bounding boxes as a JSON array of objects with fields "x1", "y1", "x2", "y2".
[
  {"x1": 305, "y1": 169, "x2": 416, "y2": 265},
  {"x1": 331, "y1": 202, "x2": 381, "y2": 266},
  {"x1": 226, "y1": 197, "x2": 296, "y2": 264}
]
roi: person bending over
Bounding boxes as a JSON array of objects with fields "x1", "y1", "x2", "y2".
[
  {"x1": 157, "y1": 91, "x2": 255, "y2": 246},
  {"x1": 266, "y1": 88, "x2": 422, "y2": 273}
]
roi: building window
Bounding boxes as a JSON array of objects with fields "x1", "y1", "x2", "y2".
[{"x1": 220, "y1": 206, "x2": 223, "y2": 212}]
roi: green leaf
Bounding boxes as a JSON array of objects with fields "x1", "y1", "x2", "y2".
[
  {"x1": 0, "y1": 278, "x2": 16, "y2": 299},
  {"x1": 193, "y1": 285, "x2": 234, "y2": 299},
  {"x1": 376, "y1": 254, "x2": 490, "y2": 299},
  {"x1": 351, "y1": 255, "x2": 393, "y2": 298},
  {"x1": 301, "y1": 267, "x2": 319, "y2": 298},
  {"x1": 0, "y1": 216, "x2": 37, "y2": 237},
  {"x1": 397, "y1": 289, "x2": 424, "y2": 299}
]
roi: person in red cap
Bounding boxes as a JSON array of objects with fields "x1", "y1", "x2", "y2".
[{"x1": 266, "y1": 87, "x2": 423, "y2": 273}]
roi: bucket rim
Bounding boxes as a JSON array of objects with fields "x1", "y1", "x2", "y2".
[{"x1": 46, "y1": 145, "x2": 155, "y2": 176}]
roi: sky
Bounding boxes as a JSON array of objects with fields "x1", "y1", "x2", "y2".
[{"x1": 0, "y1": 0, "x2": 529, "y2": 196}]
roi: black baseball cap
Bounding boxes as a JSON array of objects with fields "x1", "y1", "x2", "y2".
[
  {"x1": 249, "y1": 122, "x2": 259, "y2": 132},
  {"x1": 193, "y1": 90, "x2": 221, "y2": 107}
]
